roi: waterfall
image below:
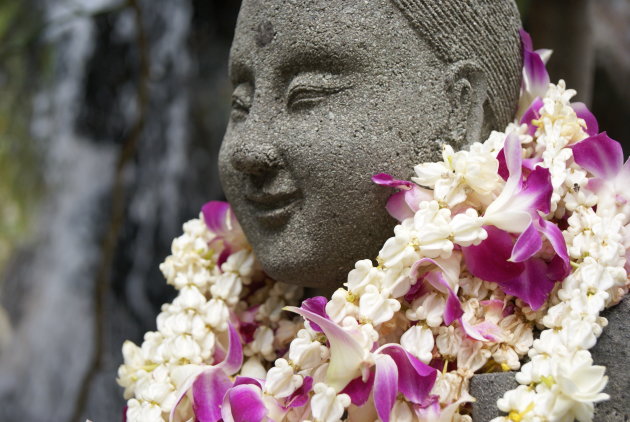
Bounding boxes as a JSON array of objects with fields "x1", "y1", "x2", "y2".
[{"x1": 0, "y1": 0, "x2": 237, "y2": 420}]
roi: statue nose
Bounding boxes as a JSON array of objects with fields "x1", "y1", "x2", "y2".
[{"x1": 229, "y1": 142, "x2": 282, "y2": 176}]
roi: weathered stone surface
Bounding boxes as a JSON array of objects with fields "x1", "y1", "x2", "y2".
[
  {"x1": 471, "y1": 296, "x2": 630, "y2": 421},
  {"x1": 470, "y1": 372, "x2": 519, "y2": 421}
]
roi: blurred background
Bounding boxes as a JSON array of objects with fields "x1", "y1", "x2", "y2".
[{"x1": 0, "y1": 0, "x2": 627, "y2": 421}]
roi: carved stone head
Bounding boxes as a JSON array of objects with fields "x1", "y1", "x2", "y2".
[{"x1": 218, "y1": 0, "x2": 523, "y2": 290}]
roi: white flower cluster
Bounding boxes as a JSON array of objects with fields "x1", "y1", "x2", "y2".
[
  {"x1": 490, "y1": 82, "x2": 629, "y2": 422},
  {"x1": 117, "y1": 214, "x2": 302, "y2": 421},
  {"x1": 119, "y1": 77, "x2": 628, "y2": 422}
]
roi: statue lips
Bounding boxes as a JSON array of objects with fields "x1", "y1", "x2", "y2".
[{"x1": 245, "y1": 189, "x2": 302, "y2": 226}]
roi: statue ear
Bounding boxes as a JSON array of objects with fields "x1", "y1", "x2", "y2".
[{"x1": 444, "y1": 60, "x2": 491, "y2": 147}]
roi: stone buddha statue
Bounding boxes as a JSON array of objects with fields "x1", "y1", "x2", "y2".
[
  {"x1": 218, "y1": 0, "x2": 627, "y2": 420},
  {"x1": 219, "y1": 0, "x2": 522, "y2": 292}
]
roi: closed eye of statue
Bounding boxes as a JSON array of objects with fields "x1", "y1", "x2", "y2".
[
  {"x1": 230, "y1": 84, "x2": 252, "y2": 121},
  {"x1": 286, "y1": 74, "x2": 352, "y2": 111}
]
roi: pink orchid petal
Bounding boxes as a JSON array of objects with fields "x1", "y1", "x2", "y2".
[
  {"x1": 404, "y1": 185, "x2": 432, "y2": 212},
  {"x1": 300, "y1": 297, "x2": 330, "y2": 333},
  {"x1": 411, "y1": 256, "x2": 461, "y2": 289},
  {"x1": 221, "y1": 322, "x2": 244, "y2": 375},
  {"x1": 372, "y1": 173, "x2": 414, "y2": 190},
  {"x1": 414, "y1": 395, "x2": 441, "y2": 420},
  {"x1": 373, "y1": 174, "x2": 431, "y2": 221},
  {"x1": 504, "y1": 257, "x2": 556, "y2": 311},
  {"x1": 233, "y1": 376, "x2": 264, "y2": 388},
  {"x1": 521, "y1": 166, "x2": 552, "y2": 215},
  {"x1": 376, "y1": 344, "x2": 437, "y2": 404},
  {"x1": 283, "y1": 376, "x2": 313, "y2": 409},
  {"x1": 169, "y1": 366, "x2": 206, "y2": 422},
  {"x1": 460, "y1": 318, "x2": 497, "y2": 341},
  {"x1": 424, "y1": 271, "x2": 463, "y2": 325},
  {"x1": 571, "y1": 102, "x2": 599, "y2": 136},
  {"x1": 520, "y1": 97, "x2": 544, "y2": 136},
  {"x1": 511, "y1": 221, "x2": 542, "y2": 262},
  {"x1": 222, "y1": 384, "x2": 268, "y2": 422},
  {"x1": 386, "y1": 191, "x2": 415, "y2": 221},
  {"x1": 341, "y1": 371, "x2": 375, "y2": 406},
  {"x1": 285, "y1": 306, "x2": 364, "y2": 391},
  {"x1": 373, "y1": 354, "x2": 398, "y2": 422},
  {"x1": 404, "y1": 279, "x2": 429, "y2": 303},
  {"x1": 520, "y1": 29, "x2": 534, "y2": 51},
  {"x1": 536, "y1": 216, "x2": 570, "y2": 280},
  {"x1": 497, "y1": 149, "x2": 542, "y2": 181},
  {"x1": 202, "y1": 201, "x2": 231, "y2": 234},
  {"x1": 520, "y1": 30, "x2": 550, "y2": 97},
  {"x1": 573, "y1": 132, "x2": 624, "y2": 180},
  {"x1": 193, "y1": 367, "x2": 234, "y2": 422},
  {"x1": 463, "y1": 226, "x2": 524, "y2": 283}
]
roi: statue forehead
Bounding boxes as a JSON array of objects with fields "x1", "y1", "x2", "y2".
[{"x1": 231, "y1": 0, "x2": 421, "y2": 68}]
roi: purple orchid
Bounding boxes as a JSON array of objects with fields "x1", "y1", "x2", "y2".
[
  {"x1": 411, "y1": 258, "x2": 500, "y2": 341},
  {"x1": 287, "y1": 305, "x2": 437, "y2": 422},
  {"x1": 372, "y1": 173, "x2": 432, "y2": 222},
  {"x1": 518, "y1": 29, "x2": 551, "y2": 118},
  {"x1": 201, "y1": 201, "x2": 246, "y2": 266},
  {"x1": 221, "y1": 378, "x2": 269, "y2": 422},
  {"x1": 483, "y1": 133, "x2": 553, "y2": 234},
  {"x1": 463, "y1": 224, "x2": 568, "y2": 310},
  {"x1": 465, "y1": 133, "x2": 570, "y2": 309},
  {"x1": 573, "y1": 132, "x2": 630, "y2": 219},
  {"x1": 571, "y1": 102, "x2": 599, "y2": 137},
  {"x1": 170, "y1": 323, "x2": 243, "y2": 422}
]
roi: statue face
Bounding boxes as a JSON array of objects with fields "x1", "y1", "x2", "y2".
[{"x1": 219, "y1": 0, "x2": 453, "y2": 289}]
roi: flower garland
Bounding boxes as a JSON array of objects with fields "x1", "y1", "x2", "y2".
[{"x1": 117, "y1": 30, "x2": 630, "y2": 422}]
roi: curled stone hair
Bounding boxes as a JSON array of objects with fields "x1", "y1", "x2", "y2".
[{"x1": 390, "y1": 0, "x2": 523, "y2": 129}]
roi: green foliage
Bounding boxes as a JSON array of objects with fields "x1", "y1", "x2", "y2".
[{"x1": 0, "y1": 0, "x2": 47, "y2": 271}]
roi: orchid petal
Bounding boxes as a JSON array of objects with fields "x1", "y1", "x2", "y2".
[
  {"x1": 373, "y1": 174, "x2": 431, "y2": 221},
  {"x1": 404, "y1": 185, "x2": 432, "y2": 211},
  {"x1": 573, "y1": 132, "x2": 624, "y2": 180},
  {"x1": 202, "y1": 201, "x2": 231, "y2": 234},
  {"x1": 404, "y1": 279, "x2": 429, "y2": 303},
  {"x1": 520, "y1": 97, "x2": 544, "y2": 136},
  {"x1": 372, "y1": 173, "x2": 414, "y2": 190},
  {"x1": 463, "y1": 226, "x2": 524, "y2": 283},
  {"x1": 341, "y1": 371, "x2": 375, "y2": 406},
  {"x1": 193, "y1": 367, "x2": 233, "y2": 422},
  {"x1": 376, "y1": 344, "x2": 437, "y2": 404},
  {"x1": 169, "y1": 365, "x2": 206, "y2": 422},
  {"x1": 299, "y1": 296, "x2": 329, "y2": 333},
  {"x1": 521, "y1": 166, "x2": 552, "y2": 215},
  {"x1": 461, "y1": 319, "x2": 500, "y2": 342},
  {"x1": 484, "y1": 134, "x2": 525, "y2": 226},
  {"x1": 520, "y1": 30, "x2": 550, "y2": 97},
  {"x1": 386, "y1": 191, "x2": 415, "y2": 222},
  {"x1": 537, "y1": 216, "x2": 570, "y2": 280},
  {"x1": 572, "y1": 102, "x2": 599, "y2": 136},
  {"x1": 520, "y1": 28, "x2": 534, "y2": 51},
  {"x1": 424, "y1": 271, "x2": 463, "y2": 325},
  {"x1": 222, "y1": 384, "x2": 268, "y2": 422},
  {"x1": 411, "y1": 255, "x2": 461, "y2": 289},
  {"x1": 503, "y1": 257, "x2": 556, "y2": 310},
  {"x1": 536, "y1": 48, "x2": 553, "y2": 64},
  {"x1": 284, "y1": 376, "x2": 314, "y2": 409},
  {"x1": 285, "y1": 306, "x2": 364, "y2": 391},
  {"x1": 511, "y1": 221, "x2": 542, "y2": 262},
  {"x1": 373, "y1": 354, "x2": 398, "y2": 422},
  {"x1": 221, "y1": 322, "x2": 244, "y2": 375}
]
